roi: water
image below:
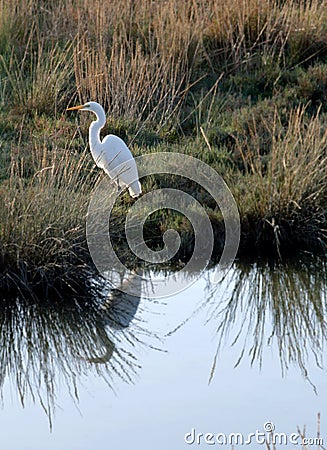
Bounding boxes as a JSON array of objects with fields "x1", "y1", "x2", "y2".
[{"x1": 0, "y1": 256, "x2": 326, "y2": 449}]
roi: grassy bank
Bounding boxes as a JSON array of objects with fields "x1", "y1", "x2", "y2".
[{"x1": 0, "y1": 0, "x2": 326, "y2": 296}]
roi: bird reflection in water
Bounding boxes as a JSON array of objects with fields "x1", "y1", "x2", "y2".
[
  {"x1": 85, "y1": 271, "x2": 143, "y2": 364},
  {"x1": 0, "y1": 270, "x2": 152, "y2": 428}
]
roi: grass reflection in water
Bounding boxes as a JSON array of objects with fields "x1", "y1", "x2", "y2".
[
  {"x1": 205, "y1": 255, "x2": 327, "y2": 388},
  {"x1": 0, "y1": 255, "x2": 326, "y2": 430},
  {"x1": 0, "y1": 273, "x2": 159, "y2": 428}
]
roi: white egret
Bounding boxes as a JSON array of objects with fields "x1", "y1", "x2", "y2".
[{"x1": 67, "y1": 101, "x2": 142, "y2": 198}]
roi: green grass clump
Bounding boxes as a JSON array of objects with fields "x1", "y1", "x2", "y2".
[
  {"x1": 232, "y1": 106, "x2": 327, "y2": 256},
  {"x1": 0, "y1": 146, "x2": 100, "y2": 297}
]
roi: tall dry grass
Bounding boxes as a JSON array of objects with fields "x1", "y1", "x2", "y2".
[
  {"x1": 0, "y1": 0, "x2": 326, "y2": 291},
  {"x1": 71, "y1": 0, "x2": 327, "y2": 126},
  {"x1": 234, "y1": 106, "x2": 327, "y2": 254},
  {"x1": 1, "y1": 37, "x2": 74, "y2": 115},
  {"x1": 207, "y1": 0, "x2": 327, "y2": 64},
  {"x1": 0, "y1": 145, "x2": 101, "y2": 296},
  {"x1": 1, "y1": 0, "x2": 326, "y2": 122}
]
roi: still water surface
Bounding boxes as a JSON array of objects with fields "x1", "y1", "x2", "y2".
[{"x1": 0, "y1": 257, "x2": 326, "y2": 449}]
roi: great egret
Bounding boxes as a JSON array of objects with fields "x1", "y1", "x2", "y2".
[{"x1": 67, "y1": 101, "x2": 142, "y2": 198}]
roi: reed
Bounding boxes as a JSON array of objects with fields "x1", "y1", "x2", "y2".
[
  {"x1": 233, "y1": 106, "x2": 327, "y2": 255},
  {"x1": 1, "y1": 0, "x2": 326, "y2": 122},
  {"x1": 0, "y1": 0, "x2": 326, "y2": 295},
  {"x1": 0, "y1": 144, "x2": 100, "y2": 297}
]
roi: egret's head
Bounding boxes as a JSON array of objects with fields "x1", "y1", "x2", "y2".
[
  {"x1": 67, "y1": 101, "x2": 106, "y2": 123},
  {"x1": 67, "y1": 101, "x2": 105, "y2": 113},
  {"x1": 67, "y1": 102, "x2": 91, "y2": 112}
]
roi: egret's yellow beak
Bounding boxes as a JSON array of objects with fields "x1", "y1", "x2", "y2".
[{"x1": 66, "y1": 104, "x2": 85, "y2": 111}]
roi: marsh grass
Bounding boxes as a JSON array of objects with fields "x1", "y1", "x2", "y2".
[
  {"x1": 0, "y1": 35, "x2": 74, "y2": 115},
  {"x1": 232, "y1": 106, "x2": 327, "y2": 255},
  {"x1": 0, "y1": 0, "x2": 326, "y2": 294},
  {"x1": 2, "y1": 0, "x2": 326, "y2": 121},
  {"x1": 0, "y1": 145, "x2": 102, "y2": 297}
]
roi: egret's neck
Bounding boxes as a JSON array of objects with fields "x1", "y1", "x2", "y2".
[{"x1": 89, "y1": 109, "x2": 106, "y2": 149}]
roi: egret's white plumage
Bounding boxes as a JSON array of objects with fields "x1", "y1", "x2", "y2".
[{"x1": 67, "y1": 101, "x2": 142, "y2": 198}]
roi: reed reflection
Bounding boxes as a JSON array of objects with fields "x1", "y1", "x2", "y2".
[
  {"x1": 0, "y1": 271, "x2": 155, "y2": 427},
  {"x1": 206, "y1": 255, "x2": 327, "y2": 385}
]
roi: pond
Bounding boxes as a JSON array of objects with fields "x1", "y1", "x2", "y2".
[{"x1": 0, "y1": 255, "x2": 326, "y2": 449}]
